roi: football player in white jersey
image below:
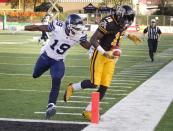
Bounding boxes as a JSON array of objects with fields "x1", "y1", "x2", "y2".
[{"x1": 25, "y1": 14, "x2": 91, "y2": 119}]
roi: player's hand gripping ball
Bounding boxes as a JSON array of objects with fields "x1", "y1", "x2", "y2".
[{"x1": 112, "y1": 48, "x2": 122, "y2": 58}]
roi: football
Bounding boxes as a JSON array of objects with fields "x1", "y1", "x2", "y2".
[{"x1": 112, "y1": 48, "x2": 122, "y2": 57}]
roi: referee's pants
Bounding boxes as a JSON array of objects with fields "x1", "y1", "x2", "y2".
[{"x1": 148, "y1": 39, "x2": 158, "y2": 61}]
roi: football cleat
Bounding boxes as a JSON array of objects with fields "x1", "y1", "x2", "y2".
[
  {"x1": 45, "y1": 103, "x2": 56, "y2": 119},
  {"x1": 82, "y1": 111, "x2": 92, "y2": 121},
  {"x1": 64, "y1": 83, "x2": 74, "y2": 102}
]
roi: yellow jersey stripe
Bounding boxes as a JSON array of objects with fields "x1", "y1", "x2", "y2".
[{"x1": 98, "y1": 26, "x2": 107, "y2": 34}]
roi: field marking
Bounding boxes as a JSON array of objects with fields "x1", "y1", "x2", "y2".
[
  {"x1": 0, "y1": 72, "x2": 89, "y2": 78},
  {"x1": 122, "y1": 55, "x2": 146, "y2": 57},
  {"x1": 111, "y1": 82, "x2": 136, "y2": 85},
  {"x1": 56, "y1": 106, "x2": 85, "y2": 109},
  {"x1": 58, "y1": 100, "x2": 108, "y2": 104},
  {"x1": 115, "y1": 74, "x2": 148, "y2": 78},
  {"x1": 0, "y1": 88, "x2": 115, "y2": 100},
  {"x1": 109, "y1": 86, "x2": 132, "y2": 89},
  {"x1": 0, "y1": 63, "x2": 89, "y2": 68},
  {"x1": 34, "y1": 112, "x2": 82, "y2": 116},
  {"x1": 0, "y1": 88, "x2": 49, "y2": 93},
  {"x1": 112, "y1": 79, "x2": 140, "y2": 82},
  {"x1": 0, "y1": 118, "x2": 90, "y2": 124},
  {"x1": 71, "y1": 96, "x2": 116, "y2": 100},
  {"x1": 117, "y1": 72, "x2": 151, "y2": 76},
  {"x1": 83, "y1": 60, "x2": 173, "y2": 131},
  {"x1": 0, "y1": 88, "x2": 126, "y2": 98},
  {"x1": 121, "y1": 70, "x2": 153, "y2": 73},
  {"x1": 0, "y1": 42, "x2": 30, "y2": 45},
  {"x1": 106, "y1": 89, "x2": 127, "y2": 92}
]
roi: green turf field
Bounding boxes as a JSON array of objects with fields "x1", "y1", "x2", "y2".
[{"x1": 0, "y1": 31, "x2": 173, "y2": 129}]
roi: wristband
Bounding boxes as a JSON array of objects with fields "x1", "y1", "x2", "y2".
[{"x1": 97, "y1": 45, "x2": 106, "y2": 54}]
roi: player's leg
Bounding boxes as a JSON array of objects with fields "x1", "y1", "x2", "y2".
[
  {"x1": 82, "y1": 84, "x2": 108, "y2": 121},
  {"x1": 148, "y1": 39, "x2": 154, "y2": 62},
  {"x1": 63, "y1": 80, "x2": 97, "y2": 102},
  {"x1": 153, "y1": 40, "x2": 158, "y2": 53},
  {"x1": 46, "y1": 60, "x2": 65, "y2": 119},
  {"x1": 32, "y1": 52, "x2": 50, "y2": 78},
  {"x1": 152, "y1": 40, "x2": 158, "y2": 61},
  {"x1": 83, "y1": 52, "x2": 108, "y2": 121},
  {"x1": 64, "y1": 50, "x2": 104, "y2": 102}
]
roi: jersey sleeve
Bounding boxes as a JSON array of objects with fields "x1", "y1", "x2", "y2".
[
  {"x1": 48, "y1": 20, "x2": 56, "y2": 32},
  {"x1": 97, "y1": 18, "x2": 109, "y2": 34},
  {"x1": 143, "y1": 27, "x2": 148, "y2": 34},
  {"x1": 157, "y1": 27, "x2": 162, "y2": 34},
  {"x1": 79, "y1": 32, "x2": 87, "y2": 43}
]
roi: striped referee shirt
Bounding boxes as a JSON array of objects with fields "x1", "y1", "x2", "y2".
[{"x1": 143, "y1": 26, "x2": 162, "y2": 40}]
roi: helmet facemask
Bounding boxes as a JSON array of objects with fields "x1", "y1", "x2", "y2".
[
  {"x1": 65, "y1": 14, "x2": 84, "y2": 36},
  {"x1": 67, "y1": 24, "x2": 84, "y2": 36}
]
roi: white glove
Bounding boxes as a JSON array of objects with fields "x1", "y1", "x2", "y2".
[{"x1": 88, "y1": 46, "x2": 95, "y2": 59}]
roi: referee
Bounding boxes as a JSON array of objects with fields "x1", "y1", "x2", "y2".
[{"x1": 143, "y1": 19, "x2": 162, "y2": 62}]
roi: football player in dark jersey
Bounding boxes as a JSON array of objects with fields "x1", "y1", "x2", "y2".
[{"x1": 64, "y1": 5, "x2": 138, "y2": 121}]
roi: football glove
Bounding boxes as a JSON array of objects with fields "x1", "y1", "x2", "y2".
[
  {"x1": 105, "y1": 48, "x2": 121, "y2": 59},
  {"x1": 127, "y1": 34, "x2": 142, "y2": 44},
  {"x1": 112, "y1": 48, "x2": 121, "y2": 58},
  {"x1": 88, "y1": 46, "x2": 94, "y2": 59}
]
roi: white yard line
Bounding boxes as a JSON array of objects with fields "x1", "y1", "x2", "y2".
[
  {"x1": 121, "y1": 70, "x2": 153, "y2": 73},
  {"x1": 122, "y1": 55, "x2": 146, "y2": 57},
  {"x1": 83, "y1": 60, "x2": 173, "y2": 131},
  {"x1": 115, "y1": 74, "x2": 148, "y2": 78},
  {"x1": 71, "y1": 96, "x2": 116, "y2": 100},
  {"x1": 111, "y1": 79, "x2": 140, "y2": 82},
  {"x1": 107, "y1": 89, "x2": 127, "y2": 92},
  {"x1": 0, "y1": 72, "x2": 89, "y2": 78},
  {"x1": 56, "y1": 106, "x2": 85, "y2": 109},
  {"x1": 58, "y1": 100, "x2": 108, "y2": 104},
  {"x1": 109, "y1": 86, "x2": 132, "y2": 89},
  {"x1": 0, "y1": 118, "x2": 89, "y2": 124},
  {"x1": 34, "y1": 112, "x2": 82, "y2": 116},
  {"x1": 111, "y1": 82, "x2": 136, "y2": 85},
  {"x1": 117, "y1": 72, "x2": 151, "y2": 75},
  {"x1": 0, "y1": 88, "x2": 49, "y2": 93},
  {"x1": 0, "y1": 63, "x2": 88, "y2": 68},
  {"x1": 0, "y1": 42, "x2": 30, "y2": 45}
]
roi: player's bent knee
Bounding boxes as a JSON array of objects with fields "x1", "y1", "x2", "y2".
[{"x1": 81, "y1": 80, "x2": 97, "y2": 89}]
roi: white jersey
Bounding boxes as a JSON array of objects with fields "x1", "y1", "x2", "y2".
[{"x1": 43, "y1": 20, "x2": 87, "y2": 61}]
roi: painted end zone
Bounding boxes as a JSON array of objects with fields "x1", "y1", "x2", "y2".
[{"x1": 0, "y1": 118, "x2": 89, "y2": 131}]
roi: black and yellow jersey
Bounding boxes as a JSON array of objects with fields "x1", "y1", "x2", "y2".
[{"x1": 97, "y1": 15, "x2": 126, "y2": 51}]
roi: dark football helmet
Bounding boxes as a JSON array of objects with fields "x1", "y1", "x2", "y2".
[
  {"x1": 65, "y1": 14, "x2": 84, "y2": 36},
  {"x1": 115, "y1": 5, "x2": 135, "y2": 28}
]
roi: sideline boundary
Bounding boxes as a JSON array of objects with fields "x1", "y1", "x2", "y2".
[{"x1": 83, "y1": 60, "x2": 173, "y2": 131}]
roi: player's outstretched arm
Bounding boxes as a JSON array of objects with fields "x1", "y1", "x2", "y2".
[
  {"x1": 25, "y1": 25, "x2": 50, "y2": 32},
  {"x1": 80, "y1": 41, "x2": 91, "y2": 50}
]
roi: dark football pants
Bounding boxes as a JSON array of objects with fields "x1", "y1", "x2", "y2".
[
  {"x1": 33, "y1": 52, "x2": 65, "y2": 105},
  {"x1": 148, "y1": 39, "x2": 158, "y2": 61},
  {"x1": 41, "y1": 31, "x2": 49, "y2": 42}
]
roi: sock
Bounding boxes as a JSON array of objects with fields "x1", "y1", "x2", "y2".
[{"x1": 72, "y1": 82, "x2": 82, "y2": 90}]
